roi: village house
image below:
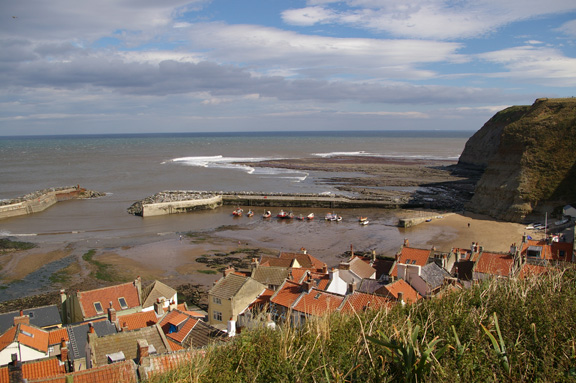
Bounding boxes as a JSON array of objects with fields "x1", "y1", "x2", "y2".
[
  {"x1": 397, "y1": 262, "x2": 452, "y2": 298},
  {"x1": 207, "y1": 271, "x2": 267, "y2": 330},
  {"x1": 158, "y1": 309, "x2": 227, "y2": 351},
  {"x1": 65, "y1": 319, "x2": 118, "y2": 372},
  {"x1": 0, "y1": 306, "x2": 62, "y2": 335},
  {"x1": 388, "y1": 239, "x2": 433, "y2": 279},
  {"x1": 325, "y1": 257, "x2": 376, "y2": 296},
  {"x1": 338, "y1": 292, "x2": 393, "y2": 314},
  {"x1": 87, "y1": 324, "x2": 171, "y2": 369},
  {"x1": 378, "y1": 279, "x2": 422, "y2": 304},
  {"x1": 0, "y1": 356, "x2": 67, "y2": 382},
  {"x1": 0, "y1": 322, "x2": 50, "y2": 365},
  {"x1": 61, "y1": 278, "x2": 142, "y2": 324},
  {"x1": 259, "y1": 249, "x2": 326, "y2": 272},
  {"x1": 138, "y1": 349, "x2": 198, "y2": 381},
  {"x1": 140, "y1": 280, "x2": 179, "y2": 313}
]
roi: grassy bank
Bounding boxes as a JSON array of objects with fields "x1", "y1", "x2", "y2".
[{"x1": 148, "y1": 268, "x2": 576, "y2": 382}]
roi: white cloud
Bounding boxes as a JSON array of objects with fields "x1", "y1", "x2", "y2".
[
  {"x1": 556, "y1": 19, "x2": 576, "y2": 37},
  {"x1": 283, "y1": 0, "x2": 576, "y2": 40},
  {"x1": 478, "y1": 46, "x2": 576, "y2": 86}
]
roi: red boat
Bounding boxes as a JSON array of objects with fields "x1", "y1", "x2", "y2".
[{"x1": 232, "y1": 208, "x2": 243, "y2": 217}]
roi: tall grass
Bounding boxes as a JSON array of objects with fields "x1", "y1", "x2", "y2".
[{"x1": 148, "y1": 267, "x2": 576, "y2": 382}]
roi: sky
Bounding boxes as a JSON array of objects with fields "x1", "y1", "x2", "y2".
[{"x1": 1, "y1": 0, "x2": 576, "y2": 135}]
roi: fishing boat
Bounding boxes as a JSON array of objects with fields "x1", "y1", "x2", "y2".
[
  {"x1": 297, "y1": 214, "x2": 305, "y2": 221},
  {"x1": 262, "y1": 210, "x2": 272, "y2": 218},
  {"x1": 277, "y1": 210, "x2": 288, "y2": 218},
  {"x1": 307, "y1": 213, "x2": 315, "y2": 220},
  {"x1": 361, "y1": 220, "x2": 369, "y2": 226},
  {"x1": 232, "y1": 208, "x2": 243, "y2": 217},
  {"x1": 358, "y1": 216, "x2": 368, "y2": 222},
  {"x1": 246, "y1": 210, "x2": 254, "y2": 217},
  {"x1": 325, "y1": 213, "x2": 335, "y2": 221}
]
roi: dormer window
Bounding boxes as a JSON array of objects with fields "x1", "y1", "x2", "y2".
[
  {"x1": 314, "y1": 293, "x2": 321, "y2": 299},
  {"x1": 94, "y1": 302, "x2": 104, "y2": 314},
  {"x1": 118, "y1": 297, "x2": 128, "y2": 310}
]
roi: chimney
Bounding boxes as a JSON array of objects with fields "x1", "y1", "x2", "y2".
[
  {"x1": 121, "y1": 321, "x2": 128, "y2": 332},
  {"x1": 108, "y1": 302, "x2": 117, "y2": 323},
  {"x1": 403, "y1": 238, "x2": 410, "y2": 248},
  {"x1": 250, "y1": 257, "x2": 259, "y2": 271},
  {"x1": 329, "y1": 267, "x2": 338, "y2": 281},
  {"x1": 169, "y1": 300, "x2": 177, "y2": 312},
  {"x1": 136, "y1": 339, "x2": 149, "y2": 364},
  {"x1": 13, "y1": 311, "x2": 29, "y2": 326},
  {"x1": 347, "y1": 281, "x2": 357, "y2": 294},
  {"x1": 321, "y1": 263, "x2": 328, "y2": 274},
  {"x1": 397, "y1": 292, "x2": 405, "y2": 305},
  {"x1": 227, "y1": 318, "x2": 236, "y2": 337},
  {"x1": 223, "y1": 266, "x2": 235, "y2": 277},
  {"x1": 154, "y1": 298, "x2": 163, "y2": 316},
  {"x1": 60, "y1": 338, "x2": 68, "y2": 363},
  {"x1": 60, "y1": 289, "x2": 67, "y2": 304},
  {"x1": 339, "y1": 262, "x2": 351, "y2": 271},
  {"x1": 350, "y1": 244, "x2": 354, "y2": 258},
  {"x1": 301, "y1": 247, "x2": 307, "y2": 254},
  {"x1": 134, "y1": 276, "x2": 142, "y2": 305},
  {"x1": 88, "y1": 322, "x2": 95, "y2": 334},
  {"x1": 8, "y1": 354, "x2": 23, "y2": 383},
  {"x1": 302, "y1": 279, "x2": 312, "y2": 293},
  {"x1": 372, "y1": 250, "x2": 376, "y2": 263}
]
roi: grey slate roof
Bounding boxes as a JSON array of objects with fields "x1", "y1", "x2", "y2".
[
  {"x1": 251, "y1": 266, "x2": 290, "y2": 287},
  {"x1": 420, "y1": 263, "x2": 451, "y2": 289},
  {"x1": 141, "y1": 280, "x2": 178, "y2": 308},
  {"x1": 348, "y1": 257, "x2": 376, "y2": 279},
  {"x1": 209, "y1": 274, "x2": 249, "y2": 300},
  {"x1": 0, "y1": 305, "x2": 62, "y2": 333},
  {"x1": 357, "y1": 279, "x2": 388, "y2": 294},
  {"x1": 183, "y1": 320, "x2": 227, "y2": 349},
  {"x1": 90, "y1": 325, "x2": 169, "y2": 367},
  {"x1": 67, "y1": 320, "x2": 118, "y2": 362}
]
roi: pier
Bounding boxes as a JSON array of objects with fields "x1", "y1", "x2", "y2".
[{"x1": 128, "y1": 190, "x2": 424, "y2": 217}]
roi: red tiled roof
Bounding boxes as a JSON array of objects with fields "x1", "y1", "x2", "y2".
[
  {"x1": 383, "y1": 280, "x2": 421, "y2": 303},
  {"x1": 28, "y1": 360, "x2": 137, "y2": 383},
  {"x1": 520, "y1": 239, "x2": 574, "y2": 261},
  {"x1": 167, "y1": 339, "x2": 186, "y2": 351},
  {"x1": 339, "y1": 292, "x2": 393, "y2": 314},
  {"x1": 77, "y1": 282, "x2": 140, "y2": 319},
  {"x1": 16, "y1": 324, "x2": 49, "y2": 353},
  {"x1": 0, "y1": 358, "x2": 67, "y2": 381},
  {"x1": 248, "y1": 288, "x2": 275, "y2": 310},
  {"x1": 474, "y1": 252, "x2": 514, "y2": 277},
  {"x1": 159, "y1": 310, "x2": 199, "y2": 344},
  {"x1": 0, "y1": 326, "x2": 17, "y2": 352},
  {"x1": 118, "y1": 310, "x2": 159, "y2": 331},
  {"x1": 140, "y1": 349, "x2": 198, "y2": 379},
  {"x1": 391, "y1": 247, "x2": 430, "y2": 277},
  {"x1": 270, "y1": 280, "x2": 303, "y2": 309},
  {"x1": 292, "y1": 288, "x2": 344, "y2": 316},
  {"x1": 261, "y1": 252, "x2": 325, "y2": 271},
  {"x1": 48, "y1": 328, "x2": 69, "y2": 346},
  {"x1": 518, "y1": 263, "x2": 550, "y2": 279}
]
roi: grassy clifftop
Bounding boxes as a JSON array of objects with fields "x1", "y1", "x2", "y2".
[
  {"x1": 462, "y1": 98, "x2": 576, "y2": 221},
  {"x1": 148, "y1": 268, "x2": 576, "y2": 382}
]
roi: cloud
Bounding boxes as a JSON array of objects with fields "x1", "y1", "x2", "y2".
[
  {"x1": 556, "y1": 19, "x2": 576, "y2": 37},
  {"x1": 283, "y1": 0, "x2": 576, "y2": 40},
  {"x1": 478, "y1": 46, "x2": 576, "y2": 86}
]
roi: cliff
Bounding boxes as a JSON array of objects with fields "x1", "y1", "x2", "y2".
[{"x1": 460, "y1": 98, "x2": 576, "y2": 222}]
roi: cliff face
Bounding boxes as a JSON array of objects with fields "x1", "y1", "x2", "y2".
[{"x1": 460, "y1": 98, "x2": 576, "y2": 222}]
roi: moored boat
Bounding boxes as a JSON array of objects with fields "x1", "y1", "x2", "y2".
[
  {"x1": 263, "y1": 210, "x2": 272, "y2": 218},
  {"x1": 246, "y1": 210, "x2": 254, "y2": 217},
  {"x1": 307, "y1": 213, "x2": 315, "y2": 220},
  {"x1": 232, "y1": 207, "x2": 243, "y2": 217}
]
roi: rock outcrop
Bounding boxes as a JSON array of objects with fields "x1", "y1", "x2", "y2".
[{"x1": 460, "y1": 98, "x2": 576, "y2": 222}]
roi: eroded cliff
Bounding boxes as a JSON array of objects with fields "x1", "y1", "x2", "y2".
[{"x1": 460, "y1": 98, "x2": 576, "y2": 222}]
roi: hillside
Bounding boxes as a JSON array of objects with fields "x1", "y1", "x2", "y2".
[
  {"x1": 148, "y1": 268, "x2": 576, "y2": 382},
  {"x1": 459, "y1": 98, "x2": 576, "y2": 222}
]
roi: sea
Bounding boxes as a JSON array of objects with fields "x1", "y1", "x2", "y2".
[
  {"x1": 0, "y1": 131, "x2": 472, "y2": 243},
  {"x1": 0, "y1": 131, "x2": 473, "y2": 299}
]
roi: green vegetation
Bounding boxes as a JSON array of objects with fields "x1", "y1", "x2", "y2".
[
  {"x1": 197, "y1": 270, "x2": 218, "y2": 275},
  {"x1": 49, "y1": 265, "x2": 74, "y2": 284},
  {"x1": 148, "y1": 268, "x2": 576, "y2": 382},
  {"x1": 0, "y1": 238, "x2": 37, "y2": 252},
  {"x1": 82, "y1": 249, "x2": 124, "y2": 282}
]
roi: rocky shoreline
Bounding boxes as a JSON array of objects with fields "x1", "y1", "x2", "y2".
[{"x1": 241, "y1": 156, "x2": 483, "y2": 211}]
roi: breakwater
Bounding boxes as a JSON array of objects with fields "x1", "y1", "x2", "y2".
[
  {"x1": 127, "y1": 190, "x2": 424, "y2": 217},
  {"x1": 0, "y1": 186, "x2": 104, "y2": 220}
]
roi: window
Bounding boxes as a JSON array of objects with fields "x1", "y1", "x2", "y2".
[
  {"x1": 118, "y1": 297, "x2": 128, "y2": 309},
  {"x1": 94, "y1": 302, "x2": 104, "y2": 314},
  {"x1": 412, "y1": 260, "x2": 417, "y2": 264},
  {"x1": 213, "y1": 311, "x2": 223, "y2": 322},
  {"x1": 314, "y1": 293, "x2": 322, "y2": 300},
  {"x1": 213, "y1": 297, "x2": 221, "y2": 305}
]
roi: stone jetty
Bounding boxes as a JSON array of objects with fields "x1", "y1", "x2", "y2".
[
  {"x1": 127, "y1": 190, "x2": 424, "y2": 217},
  {"x1": 0, "y1": 186, "x2": 105, "y2": 220}
]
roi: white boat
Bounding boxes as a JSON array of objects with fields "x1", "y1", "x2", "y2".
[
  {"x1": 361, "y1": 220, "x2": 369, "y2": 225},
  {"x1": 307, "y1": 213, "x2": 315, "y2": 220}
]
